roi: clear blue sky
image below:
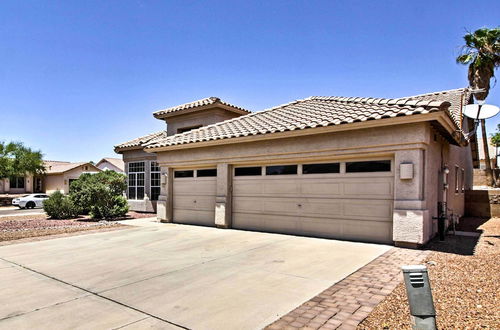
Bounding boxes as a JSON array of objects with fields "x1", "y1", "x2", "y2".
[{"x1": 1, "y1": 0, "x2": 499, "y2": 162}]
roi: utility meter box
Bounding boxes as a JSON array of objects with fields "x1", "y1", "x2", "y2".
[
  {"x1": 400, "y1": 163, "x2": 414, "y2": 180},
  {"x1": 402, "y1": 265, "x2": 436, "y2": 329}
]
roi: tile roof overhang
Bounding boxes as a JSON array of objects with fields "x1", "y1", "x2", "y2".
[
  {"x1": 114, "y1": 131, "x2": 167, "y2": 153},
  {"x1": 153, "y1": 97, "x2": 250, "y2": 120},
  {"x1": 142, "y1": 88, "x2": 470, "y2": 152}
]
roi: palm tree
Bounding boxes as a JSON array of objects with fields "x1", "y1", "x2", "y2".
[{"x1": 457, "y1": 27, "x2": 500, "y2": 186}]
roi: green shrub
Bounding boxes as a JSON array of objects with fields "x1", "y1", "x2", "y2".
[
  {"x1": 43, "y1": 191, "x2": 80, "y2": 219},
  {"x1": 69, "y1": 170, "x2": 128, "y2": 219}
]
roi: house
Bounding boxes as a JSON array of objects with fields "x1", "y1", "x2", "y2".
[
  {"x1": 115, "y1": 88, "x2": 475, "y2": 247},
  {"x1": 96, "y1": 157, "x2": 125, "y2": 173},
  {"x1": 0, "y1": 161, "x2": 100, "y2": 195}
]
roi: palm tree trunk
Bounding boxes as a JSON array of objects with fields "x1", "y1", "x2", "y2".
[{"x1": 481, "y1": 119, "x2": 494, "y2": 186}]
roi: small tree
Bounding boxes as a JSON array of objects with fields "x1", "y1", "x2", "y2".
[
  {"x1": 0, "y1": 141, "x2": 45, "y2": 178},
  {"x1": 69, "y1": 171, "x2": 128, "y2": 219}
]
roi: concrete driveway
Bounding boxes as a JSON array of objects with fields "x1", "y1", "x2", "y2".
[{"x1": 0, "y1": 218, "x2": 391, "y2": 330}]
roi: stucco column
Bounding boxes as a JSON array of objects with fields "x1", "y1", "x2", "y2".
[
  {"x1": 392, "y1": 149, "x2": 429, "y2": 247},
  {"x1": 215, "y1": 163, "x2": 232, "y2": 228},
  {"x1": 25, "y1": 175, "x2": 33, "y2": 193},
  {"x1": 157, "y1": 166, "x2": 173, "y2": 223},
  {"x1": 4, "y1": 178, "x2": 10, "y2": 193}
]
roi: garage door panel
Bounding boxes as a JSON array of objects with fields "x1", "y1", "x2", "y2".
[
  {"x1": 343, "y1": 180, "x2": 392, "y2": 198},
  {"x1": 233, "y1": 197, "x2": 303, "y2": 217},
  {"x1": 174, "y1": 179, "x2": 216, "y2": 195},
  {"x1": 300, "y1": 180, "x2": 342, "y2": 196},
  {"x1": 174, "y1": 209, "x2": 215, "y2": 226},
  {"x1": 298, "y1": 199, "x2": 343, "y2": 217},
  {"x1": 342, "y1": 200, "x2": 392, "y2": 219},
  {"x1": 173, "y1": 176, "x2": 216, "y2": 227},
  {"x1": 233, "y1": 213, "x2": 299, "y2": 233},
  {"x1": 173, "y1": 195, "x2": 216, "y2": 211}
]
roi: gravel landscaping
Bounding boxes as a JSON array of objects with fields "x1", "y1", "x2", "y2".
[
  {"x1": 358, "y1": 217, "x2": 500, "y2": 329},
  {"x1": 0, "y1": 210, "x2": 160, "y2": 243}
]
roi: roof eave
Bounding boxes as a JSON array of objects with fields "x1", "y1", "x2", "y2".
[
  {"x1": 145, "y1": 112, "x2": 461, "y2": 153},
  {"x1": 153, "y1": 103, "x2": 249, "y2": 120}
]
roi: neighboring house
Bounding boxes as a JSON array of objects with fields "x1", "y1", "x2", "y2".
[
  {"x1": 0, "y1": 161, "x2": 100, "y2": 195},
  {"x1": 115, "y1": 89, "x2": 475, "y2": 248},
  {"x1": 96, "y1": 157, "x2": 125, "y2": 173},
  {"x1": 476, "y1": 138, "x2": 498, "y2": 169}
]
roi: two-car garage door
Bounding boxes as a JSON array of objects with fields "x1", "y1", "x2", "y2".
[{"x1": 232, "y1": 161, "x2": 394, "y2": 244}]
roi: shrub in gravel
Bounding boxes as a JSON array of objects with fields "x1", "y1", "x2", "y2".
[
  {"x1": 69, "y1": 171, "x2": 128, "y2": 219},
  {"x1": 43, "y1": 191, "x2": 80, "y2": 219}
]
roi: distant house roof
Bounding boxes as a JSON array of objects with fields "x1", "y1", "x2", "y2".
[
  {"x1": 96, "y1": 158, "x2": 125, "y2": 171},
  {"x1": 43, "y1": 161, "x2": 100, "y2": 174},
  {"x1": 143, "y1": 88, "x2": 470, "y2": 150},
  {"x1": 153, "y1": 97, "x2": 250, "y2": 119}
]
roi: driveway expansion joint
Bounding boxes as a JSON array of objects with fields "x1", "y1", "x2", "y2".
[{"x1": 0, "y1": 257, "x2": 190, "y2": 330}]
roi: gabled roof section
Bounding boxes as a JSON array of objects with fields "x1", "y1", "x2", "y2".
[
  {"x1": 43, "y1": 161, "x2": 100, "y2": 174},
  {"x1": 114, "y1": 130, "x2": 167, "y2": 152},
  {"x1": 144, "y1": 88, "x2": 469, "y2": 150},
  {"x1": 153, "y1": 97, "x2": 250, "y2": 119},
  {"x1": 96, "y1": 157, "x2": 125, "y2": 171}
]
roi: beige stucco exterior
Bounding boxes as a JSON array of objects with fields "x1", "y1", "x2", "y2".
[
  {"x1": 45, "y1": 164, "x2": 101, "y2": 194},
  {"x1": 153, "y1": 118, "x2": 472, "y2": 246}
]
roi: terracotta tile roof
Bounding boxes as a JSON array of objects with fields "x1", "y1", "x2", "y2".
[
  {"x1": 96, "y1": 157, "x2": 125, "y2": 171},
  {"x1": 153, "y1": 97, "x2": 250, "y2": 118},
  {"x1": 143, "y1": 88, "x2": 469, "y2": 150},
  {"x1": 114, "y1": 131, "x2": 167, "y2": 151},
  {"x1": 43, "y1": 161, "x2": 99, "y2": 174}
]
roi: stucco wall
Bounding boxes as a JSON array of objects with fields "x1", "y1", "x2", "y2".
[
  {"x1": 165, "y1": 108, "x2": 242, "y2": 136},
  {"x1": 45, "y1": 165, "x2": 100, "y2": 194}
]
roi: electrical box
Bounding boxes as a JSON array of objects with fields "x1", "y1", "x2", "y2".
[
  {"x1": 400, "y1": 163, "x2": 414, "y2": 180},
  {"x1": 402, "y1": 265, "x2": 436, "y2": 329}
]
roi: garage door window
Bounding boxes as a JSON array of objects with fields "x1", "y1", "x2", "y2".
[
  {"x1": 235, "y1": 167, "x2": 262, "y2": 176},
  {"x1": 197, "y1": 169, "x2": 217, "y2": 177},
  {"x1": 174, "y1": 170, "x2": 194, "y2": 178},
  {"x1": 346, "y1": 160, "x2": 391, "y2": 173},
  {"x1": 303, "y1": 163, "x2": 340, "y2": 174},
  {"x1": 266, "y1": 165, "x2": 297, "y2": 175},
  {"x1": 128, "y1": 162, "x2": 145, "y2": 200}
]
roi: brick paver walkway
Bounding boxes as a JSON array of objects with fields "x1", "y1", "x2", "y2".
[{"x1": 266, "y1": 247, "x2": 430, "y2": 330}]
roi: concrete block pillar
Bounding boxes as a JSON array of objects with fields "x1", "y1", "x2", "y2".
[
  {"x1": 215, "y1": 163, "x2": 232, "y2": 228},
  {"x1": 157, "y1": 166, "x2": 173, "y2": 223},
  {"x1": 392, "y1": 149, "x2": 429, "y2": 247}
]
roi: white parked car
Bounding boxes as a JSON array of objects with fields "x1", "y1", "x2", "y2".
[{"x1": 12, "y1": 194, "x2": 50, "y2": 209}]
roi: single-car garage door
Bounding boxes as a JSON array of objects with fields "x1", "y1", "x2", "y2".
[
  {"x1": 173, "y1": 168, "x2": 217, "y2": 226},
  {"x1": 232, "y1": 160, "x2": 394, "y2": 244}
]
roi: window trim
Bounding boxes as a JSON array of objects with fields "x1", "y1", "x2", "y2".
[
  {"x1": 150, "y1": 161, "x2": 161, "y2": 201},
  {"x1": 461, "y1": 168, "x2": 465, "y2": 193},
  {"x1": 127, "y1": 162, "x2": 145, "y2": 200}
]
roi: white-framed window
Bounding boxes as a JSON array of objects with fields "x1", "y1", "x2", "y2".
[
  {"x1": 461, "y1": 168, "x2": 465, "y2": 193},
  {"x1": 128, "y1": 162, "x2": 145, "y2": 200},
  {"x1": 150, "y1": 161, "x2": 161, "y2": 201}
]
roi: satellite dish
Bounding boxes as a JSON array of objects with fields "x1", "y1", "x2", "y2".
[{"x1": 463, "y1": 104, "x2": 500, "y2": 120}]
